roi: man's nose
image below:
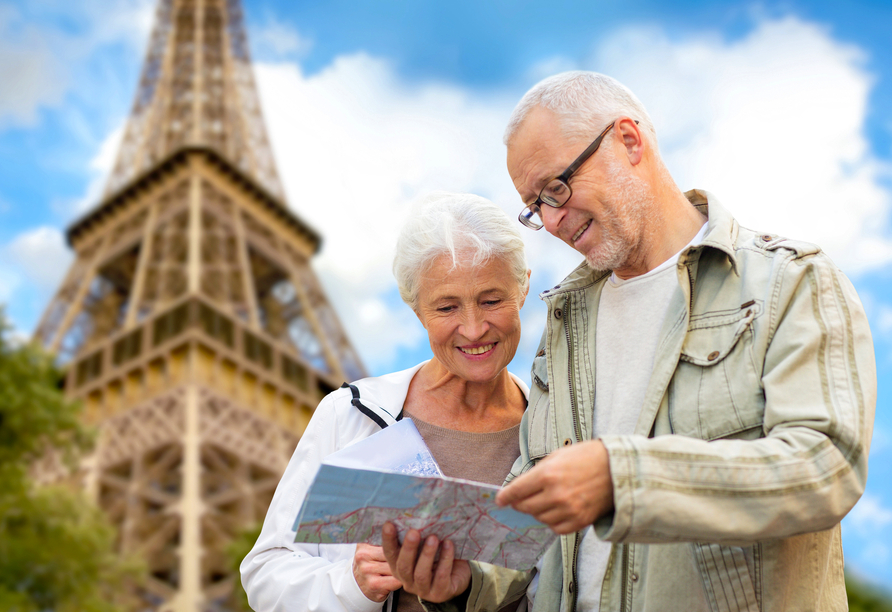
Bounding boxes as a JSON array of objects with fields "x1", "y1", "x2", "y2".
[{"x1": 540, "y1": 203, "x2": 567, "y2": 235}]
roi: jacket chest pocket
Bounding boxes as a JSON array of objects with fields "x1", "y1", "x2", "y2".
[{"x1": 669, "y1": 305, "x2": 765, "y2": 441}]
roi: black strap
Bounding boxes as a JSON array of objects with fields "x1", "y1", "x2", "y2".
[
  {"x1": 387, "y1": 588, "x2": 401, "y2": 611},
  {"x1": 340, "y1": 382, "x2": 393, "y2": 429}
]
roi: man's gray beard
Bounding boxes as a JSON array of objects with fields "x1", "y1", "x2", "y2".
[{"x1": 584, "y1": 158, "x2": 654, "y2": 271}]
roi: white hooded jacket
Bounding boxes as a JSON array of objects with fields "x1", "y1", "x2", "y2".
[{"x1": 240, "y1": 362, "x2": 530, "y2": 612}]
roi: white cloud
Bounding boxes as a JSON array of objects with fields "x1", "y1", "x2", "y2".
[
  {"x1": 0, "y1": 0, "x2": 153, "y2": 129},
  {"x1": 254, "y1": 16, "x2": 889, "y2": 375},
  {"x1": 0, "y1": 8, "x2": 68, "y2": 127},
  {"x1": 2, "y1": 226, "x2": 72, "y2": 293},
  {"x1": 878, "y1": 304, "x2": 892, "y2": 337},
  {"x1": 0, "y1": 265, "x2": 19, "y2": 305},
  {"x1": 846, "y1": 493, "x2": 892, "y2": 537},
  {"x1": 251, "y1": 19, "x2": 313, "y2": 60},
  {"x1": 0, "y1": 226, "x2": 71, "y2": 330},
  {"x1": 66, "y1": 123, "x2": 125, "y2": 216},
  {"x1": 255, "y1": 55, "x2": 574, "y2": 373},
  {"x1": 591, "y1": 17, "x2": 892, "y2": 273}
]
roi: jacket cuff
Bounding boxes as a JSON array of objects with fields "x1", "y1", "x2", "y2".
[
  {"x1": 594, "y1": 435, "x2": 636, "y2": 541},
  {"x1": 341, "y1": 562, "x2": 392, "y2": 612}
]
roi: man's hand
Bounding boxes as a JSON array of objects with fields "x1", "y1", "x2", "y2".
[
  {"x1": 381, "y1": 522, "x2": 471, "y2": 603},
  {"x1": 353, "y1": 543, "x2": 403, "y2": 602},
  {"x1": 496, "y1": 439, "x2": 614, "y2": 534}
]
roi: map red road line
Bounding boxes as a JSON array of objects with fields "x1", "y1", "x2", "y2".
[{"x1": 293, "y1": 464, "x2": 556, "y2": 571}]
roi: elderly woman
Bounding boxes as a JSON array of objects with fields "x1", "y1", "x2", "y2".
[{"x1": 240, "y1": 192, "x2": 531, "y2": 612}]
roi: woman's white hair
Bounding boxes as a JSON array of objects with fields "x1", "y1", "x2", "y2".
[
  {"x1": 393, "y1": 192, "x2": 529, "y2": 310},
  {"x1": 504, "y1": 71, "x2": 658, "y2": 148}
]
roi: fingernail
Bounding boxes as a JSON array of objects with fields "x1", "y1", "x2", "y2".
[{"x1": 426, "y1": 536, "x2": 437, "y2": 547}]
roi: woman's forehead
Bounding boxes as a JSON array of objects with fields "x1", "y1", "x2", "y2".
[{"x1": 418, "y1": 256, "x2": 517, "y2": 296}]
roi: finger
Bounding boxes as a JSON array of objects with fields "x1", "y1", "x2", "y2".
[
  {"x1": 378, "y1": 576, "x2": 403, "y2": 592},
  {"x1": 551, "y1": 519, "x2": 583, "y2": 535},
  {"x1": 431, "y1": 539, "x2": 456, "y2": 597},
  {"x1": 395, "y1": 529, "x2": 423, "y2": 583},
  {"x1": 381, "y1": 523, "x2": 400, "y2": 566},
  {"x1": 496, "y1": 471, "x2": 545, "y2": 507},
  {"x1": 412, "y1": 535, "x2": 440, "y2": 592},
  {"x1": 364, "y1": 576, "x2": 401, "y2": 602},
  {"x1": 360, "y1": 560, "x2": 398, "y2": 577},
  {"x1": 364, "y1": 544, "x2": 388, "y2": 562},
  {"x1": 508, "y1": 487, "x2": 568, "y2": 519}
]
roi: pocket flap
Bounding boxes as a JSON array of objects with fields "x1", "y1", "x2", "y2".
[
  {"x1": 680, "y1": 303, "x2": 759, "y2": 366},
  {"x1": 531, "y1": 352, "x2": 549, "y2": 391}
]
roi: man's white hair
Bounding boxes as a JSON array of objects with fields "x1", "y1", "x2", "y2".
[
  {"x1": 393, "y1": 192, "x2": 529, "y2": 311},
  {"x1": 504, "y1": 71, "x2": 658, "y2": 148}
]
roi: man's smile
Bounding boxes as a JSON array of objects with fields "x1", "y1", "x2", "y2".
[{"x1": 572, "y1": 220, "x2": 592, "y2": 244}]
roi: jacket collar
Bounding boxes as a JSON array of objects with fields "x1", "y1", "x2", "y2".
[
  {"x1": 685, "y1": 189, "x2": 739, "y2": 274},
  {"x1": 351, "y1": 361, "x2": 531, "y2": 425},
  {"x1": 539, "y1": 189, "x2": 739, "y2": 299}
]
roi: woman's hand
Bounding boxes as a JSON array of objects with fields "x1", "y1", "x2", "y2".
[
  {"x1": 353, "y1": 543, "x2": 403, "y2": 602},
  {"x1": 381, "y1": 522, "x2": 471, "y2": 603}
]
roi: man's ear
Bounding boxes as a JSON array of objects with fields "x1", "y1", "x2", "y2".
[{"x1": 617, "y1": 118, "x2": 644, "y2": 166}]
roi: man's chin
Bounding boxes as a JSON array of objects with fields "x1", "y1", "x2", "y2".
[{"x1": 584, "y1": 247, "x2": 629, "y2": 272}]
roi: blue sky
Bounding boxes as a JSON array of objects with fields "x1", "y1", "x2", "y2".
[{"x1": 1, "y1": 0, "x2": 891, "y2": 591}]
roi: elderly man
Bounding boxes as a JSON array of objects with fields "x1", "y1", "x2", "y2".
[{"x1": 384, "y1": 71, "x2": 876, "y2": 612}]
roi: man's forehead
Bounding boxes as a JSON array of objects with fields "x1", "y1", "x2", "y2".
[{"x1": 508, "y1": 109, "x2": 580, "y2": 190}]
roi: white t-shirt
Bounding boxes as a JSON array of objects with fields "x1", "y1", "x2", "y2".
[{"x1": 577, "y1": 223, "x2": 707, "y2": 611}]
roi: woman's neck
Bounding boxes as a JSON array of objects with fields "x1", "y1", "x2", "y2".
[{"x1": 404, "y1": 359, "x2": 525, "y2": 433}]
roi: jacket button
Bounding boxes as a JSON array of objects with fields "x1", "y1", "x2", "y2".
[
  {"x1": 568, "y1": 581, "x2": 574, "y2": 593},
  {"x1": 536, "y1": 348, "x2": 546, "y2": 357},
  {"x1": 563, "y1": 438, "x2": 572, "y2": 446},
  {"x1": 631, "y1": 572, "x2": 639, "y2": 582},
  {"x1": 762, "y1": 234, "x2": 773, "y2": 242},
  {"x1": 707, "y1": 351, "x2": 720, "y2": 361},
  {"x1": 554, "y1": 308, "x2": 563, "y2": 319}
]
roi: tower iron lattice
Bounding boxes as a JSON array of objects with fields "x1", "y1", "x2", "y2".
[{"x1": 34, "y1": 0, "x2": 366, "y2": 609}]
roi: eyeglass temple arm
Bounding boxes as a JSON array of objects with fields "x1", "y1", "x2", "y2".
[{"x1": 558, "y1": 119, "x2": 640, "y2": 181}]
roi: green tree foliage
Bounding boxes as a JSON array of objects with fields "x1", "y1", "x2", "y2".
[
  {"x1": 0, "y1": 312, "x2": 143, "y2": 612},
  {"x1": 848, "y1": 575, "x2": 892, "y2": 612}
]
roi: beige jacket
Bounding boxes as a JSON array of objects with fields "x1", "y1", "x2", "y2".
[{"x1": 451, "y1": 191, "x2": 876, "y2": 612}]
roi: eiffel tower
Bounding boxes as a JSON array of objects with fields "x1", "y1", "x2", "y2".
[{"x1": 33, "y1": 0, "x2": 366, "y2": 609}]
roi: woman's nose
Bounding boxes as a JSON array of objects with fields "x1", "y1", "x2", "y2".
[{"x1": 460, "y1": 311, "x2": 490, "y2": 340}]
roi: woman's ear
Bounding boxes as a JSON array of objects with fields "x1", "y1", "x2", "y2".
[
  {"x1": 520, "y1": 269, "x2": 532, "y2": 307},
  {"x1": 413, "y1": 307, "x2": 428, "y2": 330}
]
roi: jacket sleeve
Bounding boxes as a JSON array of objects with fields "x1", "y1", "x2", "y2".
[
  {"x1": 239, "y1": 390, "x2": 384, "y2": 612},
  {"x1": 596, "y1": 250, "x2": 877, "y2": 544}
]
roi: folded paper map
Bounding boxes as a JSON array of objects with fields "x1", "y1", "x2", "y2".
[
  {"x1": 292, "y1": 421, "x2": 556, "y2": 571},
  {"x1": 321, "y1": 418, "x2": 443, "y2": 477}
]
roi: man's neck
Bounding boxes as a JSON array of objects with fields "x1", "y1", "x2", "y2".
[{"x1": 613, "y1": 186, "x2": 706, "y2": 280}]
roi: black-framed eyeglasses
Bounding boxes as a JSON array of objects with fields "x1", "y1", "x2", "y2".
[{"x1": 518, "y1": 119, "x2": 639, "y2": 230}]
